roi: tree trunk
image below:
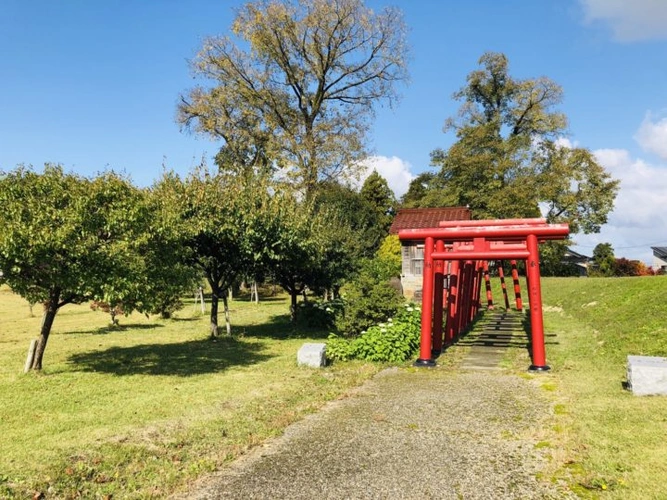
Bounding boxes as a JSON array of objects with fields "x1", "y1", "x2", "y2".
[
  {"x1": 24, "y1": 339, "x2": 37, "y2": 374},
  {"x1": 31, "y1": 295, "x2": 60, "y2": 371},
  {"x1": 210, "y1": 290, "x2": 219, "y2": 338},
  {"x1": 290, "y1": 289, "x2": 298, "y2": 323},
  {"x1": 222, "y1": 295, "x2": 232, "y2": 336},
  {"x1": 251, "y1": 281, "x2": 259, "y2": 304}
]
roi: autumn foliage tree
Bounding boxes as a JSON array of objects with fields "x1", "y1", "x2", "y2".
[{"x1": 178, "y1": 0, "x2": 409, "y2": 197}]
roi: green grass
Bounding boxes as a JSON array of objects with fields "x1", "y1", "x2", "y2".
[
  {"x1": 0, "y1": 286, "x2": 381, "y2": 499},
  {"x1": 503, "y1": 276, "x2": 667, "y2": 498},
  {"x1": 5, "y1": 275, "x2": 667, "y2": 498}
]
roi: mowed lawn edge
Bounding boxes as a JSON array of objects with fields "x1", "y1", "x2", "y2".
[
  {"x1": 0, "y1": 286, "x2": 382, "y2": 499},
  {"x1": 502, "y1": 276, "x2": 667, "y2": 499}
]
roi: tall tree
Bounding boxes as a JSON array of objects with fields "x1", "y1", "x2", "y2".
[
  {"x1": 0, "y1": 165, "x2": 150, "y2": 370},
  {"x1": 592, "y1": 242, "x2": 615, "y2": 277},
  {"x1": 430, "y1": 52, "x2": 618, "y2": 233},
  {"x1": 315, "y1": 180, "x2": 382, "y2": 259},
  {"x1": 178, "y1": 0, "x2": 409, "y2": 197},
  {"x1": 360, "y1": 170, "x2": 395, "y2": 235}
]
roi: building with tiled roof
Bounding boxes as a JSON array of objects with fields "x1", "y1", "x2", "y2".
[
  {"x1": 651, "y1": 246, "x2": 667, "y2": 271},
  {"x1": 389, "y1": 207, "x2": 472, "y2": 234},
  {"x1": 390, "y1": 207, "x2": 471, "y2": 299}
]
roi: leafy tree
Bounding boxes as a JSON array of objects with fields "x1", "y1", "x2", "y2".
[
  {"x1": 613, "y1": 258, "x2": 641, "y2": 277},
  {"x1": 153, "y1": 167, "x2": 271, "y2": 337},
  {"x1": 400, "y1": 171, "x2": 461, "y2": 209},
  {"x1": 314, "y1": 180, "x2": 383, "y2": 260},
  {"x1": 266, "y1": 193, "x2": 354, "y2": 321},
  {"x1": 360, "y1": 170, "x2": 396, "y2": 235},
  {"x1": 376, "y1": 234, "x2": 402, "y2": 276},
  {"x1": 592, "y1": 242, "x2": 615, "y2": 277},
  {"x1": 0, "y1": 165, "x2": 149, "y2": 370},
  {"x1": 429, "y1": 52, "x2": 618, "y2": 233},
  {"x1": 178, "y1": 0, "x2": 409, "y2": 197},
  {"x1": 137, "y1": 194, "x2": 201, "y2": 318},
  {"x1": 538, "y1": 241, "x2": 580, "y2": 277}
]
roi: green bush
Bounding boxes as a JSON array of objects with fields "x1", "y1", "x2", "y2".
[
  {"x1": 336, "y1": 257, "x2": 404, "y2": 336},
  {"x1": 327, "y1": 303, "x2": 421, "y2": 363},
  {"x1": 297, "y1": 299, "x2": 344, "y2": 329},
  {"x1": 325, "y1": 334, "x2": 357, "y2": 361}
]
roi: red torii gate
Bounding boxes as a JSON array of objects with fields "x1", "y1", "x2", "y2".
[{"x1": 398, "y1": 218, "x2": 569, "y2": 371}]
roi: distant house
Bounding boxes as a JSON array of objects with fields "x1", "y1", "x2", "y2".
[
  {"x1": 562, "y1": 248, "x2": 592, "y2": 277},
  {"x1": 389, "y1": 207, "x2": 471, "y2": 300},
  {"x1": 651, "y1": 247, "x2": 667, "y2": 272}
]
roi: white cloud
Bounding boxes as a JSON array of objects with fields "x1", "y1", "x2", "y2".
[
  {"x1": 554, "y1": 137, "x2": 577, "y2": 149},
  {"x1": 358, "y1": 155, "x2": 415, "y2": 198},
  {"x1": 571, "y1": 147, "x2": 667, "y2": 265},
  {"x1": 580, "y1": 0, "x2": 667, "y2": 41},
  {"x1": 635, "y1": 113, "x2": 667, "y2": 160}
]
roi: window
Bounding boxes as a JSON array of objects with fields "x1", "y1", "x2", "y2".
[
  {"x1": 411, "y1": 245, "x2": 424, "y2": 275},
  {"x1": 401, "y1": 243, "x2": 424, "y2": 276}
]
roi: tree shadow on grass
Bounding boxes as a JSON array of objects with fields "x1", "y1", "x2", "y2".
[
  {"x1": 59, "y1": 323, "x2": 165, "y2": 335},
  {"x1": 93, "y1": 323, "x2": 165, "y2": 335},
  {"x1": 66, "y1": 336, "x2": 272, "y2": 376},
  {"x1": 235, "y1": 313, "x2": 331, "y2": 341}
]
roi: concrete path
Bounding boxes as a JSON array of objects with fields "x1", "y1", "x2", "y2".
[
  {"x1": 177, "y1": 326, "x2": 574, "y2": 500},
  {"x1": 459, "y1": 310, "x2": 528, "y2": 371}
]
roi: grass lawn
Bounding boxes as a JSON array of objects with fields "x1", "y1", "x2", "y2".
[
  {"x1": 0, "y1": 286, "x2": 381, "y2": 499},
  {"x1": 503, "y1": 276, "x2": 667, "y2": 498},
  {"x1": 3, "y1": 275, "x2": 667, "y2": 499}
]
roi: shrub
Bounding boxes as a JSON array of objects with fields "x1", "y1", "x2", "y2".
[
  {"x1": 325, "y1": 334, "x2": 357, "y2": 361},
  {"x1": 327, "y1": 304, "x2": 421, "y2": 363},
  {"x1": 297, "y1": 299, "x2": 344, "y2": 329},
  {"x1": 335, "y1": 257, "x2": 404, "y2": 336},
  {"x1": 376, "y1": 234, "x2": 401, "y2": 276}
]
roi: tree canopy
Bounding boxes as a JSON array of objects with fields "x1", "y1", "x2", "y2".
[
  {"x1": 178, "y1": 0, "x2": 409, "y2": 197},
  {"x1": 0, "y1": 165, "x2": 159, "y2": 370},
  {"x1": 360, "y1": 170, "x2": 395, "y2": 235},
  {"x1": 425, "y1": 52, "x2": 618, "y2": 234},
  {"x1": 592, "y1": 242, "x2": 615, "y2": 277},
  {"x1": 152, "y1": 166, "x2": 277, "y2": 337}
]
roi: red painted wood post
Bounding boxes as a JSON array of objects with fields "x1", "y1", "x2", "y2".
[
  {"x1": 432, "y1": 240, "x2": 445, "y2": 355},
  {"x1": 469, "y1": 261, "x2": 480, "y2": 322},
  {"x1": 460, "y1": 261, "x2": 473, "y2": 333},
  {"x1": 415, "y1": 236, "x2": 436, "y2": 367},
  {"x1": 474, "y1": 261, "x2": 484, "y2": 319},
  {"x1": 456, "y1": 262, "x2": 467, "y2": 337},
  {"x1": 510, "y1": 260, "x2": 523, "y2": 311},
  {"x1": 526, "y1": 233, "x2": 549, "y2": 371},
  {"x1": 498, "y1": 261, "x2": 511, "y2": 309},
  {"x1": 446, "y1": 260, "x2": 460, "y2": 344},
  {"x1": 483, "y1": 261, "x2": 494, "y2": 309},
  {"x1": 443, "y1": 260, "x2": 450, "y2": 309}
]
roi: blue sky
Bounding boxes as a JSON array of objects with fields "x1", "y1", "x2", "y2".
[{"x1": 2, "y1": 0, "x2": 667, "y2": 264}]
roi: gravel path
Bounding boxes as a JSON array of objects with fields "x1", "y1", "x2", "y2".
[{"x1": 176, "y1": 366, "x2": 574, "y2": 499}]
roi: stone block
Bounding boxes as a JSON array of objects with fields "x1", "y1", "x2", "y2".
[
  {"x1": 297, "y1": 343, "x2": 326, "y2": 368},
  {"x1": 627, "y1": 355, "x2": 667, "y2": 396}
]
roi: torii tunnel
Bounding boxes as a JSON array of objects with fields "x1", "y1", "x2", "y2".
[{"x1": 398, "y1": 218, "x2": 569, "y2": 371}]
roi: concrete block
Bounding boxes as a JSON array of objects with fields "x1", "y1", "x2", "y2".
[
  {"x1": 627, "y1": 355, "x2": 667, "y2": 396},
  {"x1": 297, "y1": 343, "x2": 326, "y2": 368}
]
